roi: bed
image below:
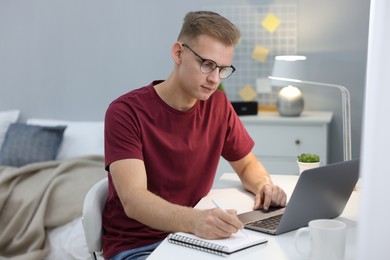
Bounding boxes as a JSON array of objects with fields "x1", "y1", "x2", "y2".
[{"x1": 0, "y1": 110, "x2": 106, "y2": 260}]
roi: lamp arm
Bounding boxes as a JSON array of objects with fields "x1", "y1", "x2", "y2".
[{"x1": 269, "y1": 76, "x2": 352, "y2": 161}]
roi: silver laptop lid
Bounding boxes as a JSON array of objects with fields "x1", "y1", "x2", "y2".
[
  {"x1": 238, "y1": 159, "x2": 360, "y2": 235},
  {"x1": 276, "y1": 159, "x2": 360, "y2": 234}
]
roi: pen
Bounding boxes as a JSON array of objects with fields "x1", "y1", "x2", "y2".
[{"x1": 211, "y1": 199, "x2": 248, "y2": 237}]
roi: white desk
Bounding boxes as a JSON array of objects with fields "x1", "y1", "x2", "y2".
[{"x1": 148, "y1": 174, "x2": 359, "y2": 260}]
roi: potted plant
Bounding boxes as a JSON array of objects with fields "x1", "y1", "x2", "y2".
[{"x1": 297, "y1": 153, "x2": 321, "y2": 174}]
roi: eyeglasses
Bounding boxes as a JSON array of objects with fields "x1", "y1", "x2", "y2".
[{"x1": 182, "y1": 43, "x2": 236, "y2": 79}]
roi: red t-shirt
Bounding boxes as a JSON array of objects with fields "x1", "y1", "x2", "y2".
[{"x1": 102, "y1": 81, "x2": 254, "y2": 258}]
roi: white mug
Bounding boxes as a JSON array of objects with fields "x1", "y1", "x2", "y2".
[{"x1": 294, "y1": 219, "x2": 347, "y2": 260}]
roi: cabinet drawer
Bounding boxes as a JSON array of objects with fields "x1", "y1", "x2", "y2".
[{"x1": 245, "y1": 124, "x2": 328, "y2": 158}]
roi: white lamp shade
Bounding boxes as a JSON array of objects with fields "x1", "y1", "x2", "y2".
[{"x1": 271, "y1": 55, "x2": 307, "y2": 87}]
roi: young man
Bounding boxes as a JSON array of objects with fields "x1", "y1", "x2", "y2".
[{"x1": 102, "y1": 11, "x2": 287, "y2": 260}]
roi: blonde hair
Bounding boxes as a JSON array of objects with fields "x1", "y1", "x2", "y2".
[{"x1": 177, "y1": 11, "x2": 241, "y2": 46}]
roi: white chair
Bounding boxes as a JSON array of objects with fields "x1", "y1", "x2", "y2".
[{"x1": 82, "y1": 177, "x2": 108, "y2": 260}]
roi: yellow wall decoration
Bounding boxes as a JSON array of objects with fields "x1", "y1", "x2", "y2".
[
  {"x1": 251, "y1": 45, "x2": 270, "y2": 63},
  {"x1": 261, "y1": 13, "x2": 281, "y2": 33},
  {"x1": 239, "y1": 84, "x2": 257, "y2": 101}
]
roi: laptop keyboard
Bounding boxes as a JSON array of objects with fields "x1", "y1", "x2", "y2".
[{"x1": 248, "y1": 214, "x2": 282, "y2": 230}]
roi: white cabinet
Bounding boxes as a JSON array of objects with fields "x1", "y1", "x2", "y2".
[{"x1": 217, "y1": 111, "x2": 333, "y2": 176}]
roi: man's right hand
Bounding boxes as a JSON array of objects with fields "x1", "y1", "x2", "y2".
[{"x1": 191, "y1": 208, "x2": 244, "y2": 239}]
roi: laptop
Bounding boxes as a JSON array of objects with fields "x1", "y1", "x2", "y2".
[{"x1": 238, "y1": 159, "x2": 360, "y2": 235}]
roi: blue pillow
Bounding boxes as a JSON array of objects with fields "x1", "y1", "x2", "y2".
[{"x1": 0, "y1": 123, "x2": 66, "y2": 167}]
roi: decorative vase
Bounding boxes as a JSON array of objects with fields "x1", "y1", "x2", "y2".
[{"x1": 297, "y1": 161, "x2": 321, "y2": 174}]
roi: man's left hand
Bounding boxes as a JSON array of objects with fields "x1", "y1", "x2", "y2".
[{"x1": 253, "y1": 184, "x2": 287, "y2": 210}]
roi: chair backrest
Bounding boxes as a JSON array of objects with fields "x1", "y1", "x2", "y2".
[{"x1": 82, "y1": 177, "x2": 108, "y2": 257}]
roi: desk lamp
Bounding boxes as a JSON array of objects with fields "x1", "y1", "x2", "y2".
[
  {"x1": 271, "y1": 55, "x2": 307, "y2": 116},
  {"x1": 269, "y1": 74, "x2": 352, "y2": 161}
]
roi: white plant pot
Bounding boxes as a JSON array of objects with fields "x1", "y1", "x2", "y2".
[{"x1": 297, "y1": 161, "x2": 321, "y2": 174}]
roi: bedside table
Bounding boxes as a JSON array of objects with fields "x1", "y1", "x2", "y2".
[{"x1": 217, "y1": 111, "x2": 333, "y2": 176}]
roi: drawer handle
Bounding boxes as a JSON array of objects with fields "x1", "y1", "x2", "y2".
[{"x1": 295, "y1": 139, "x2": 301, "y2": 145}]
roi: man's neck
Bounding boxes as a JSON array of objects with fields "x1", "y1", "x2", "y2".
[{"x1": 154, "y1": 77, "x2": 197, "y2": 111}]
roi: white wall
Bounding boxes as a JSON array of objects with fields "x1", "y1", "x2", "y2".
[{"x1": 356, "y1": 0, "x2": 390, "y2": 258}]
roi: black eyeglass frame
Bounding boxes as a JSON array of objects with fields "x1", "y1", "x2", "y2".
[{"x1": 181, "y1": 43, "x2": 236, "y2": 79}]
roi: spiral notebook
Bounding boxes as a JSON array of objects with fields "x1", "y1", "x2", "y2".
[{"x1": 167, "y1": 231, "x2": 267, "y2": 256}]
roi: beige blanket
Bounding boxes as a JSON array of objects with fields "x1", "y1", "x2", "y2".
[{"x1": 0, "y1": 155, "x2": 107, "y2": 260}]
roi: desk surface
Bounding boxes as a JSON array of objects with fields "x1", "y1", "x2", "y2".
[{"x1": 148, "y1": 174, "x2": 359, "y2": 260}]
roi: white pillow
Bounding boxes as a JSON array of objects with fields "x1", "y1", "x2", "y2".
[
  {"x1": 0, "y1": 110, "x2": 20, "y2": 148},
  {"x1": 26, "y1": 118, "x2": 104, "y2": 160}
]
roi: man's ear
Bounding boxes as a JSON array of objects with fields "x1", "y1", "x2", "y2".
[{"x1": 171, "y1": 42, "x2": 183, "y2": 64}]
